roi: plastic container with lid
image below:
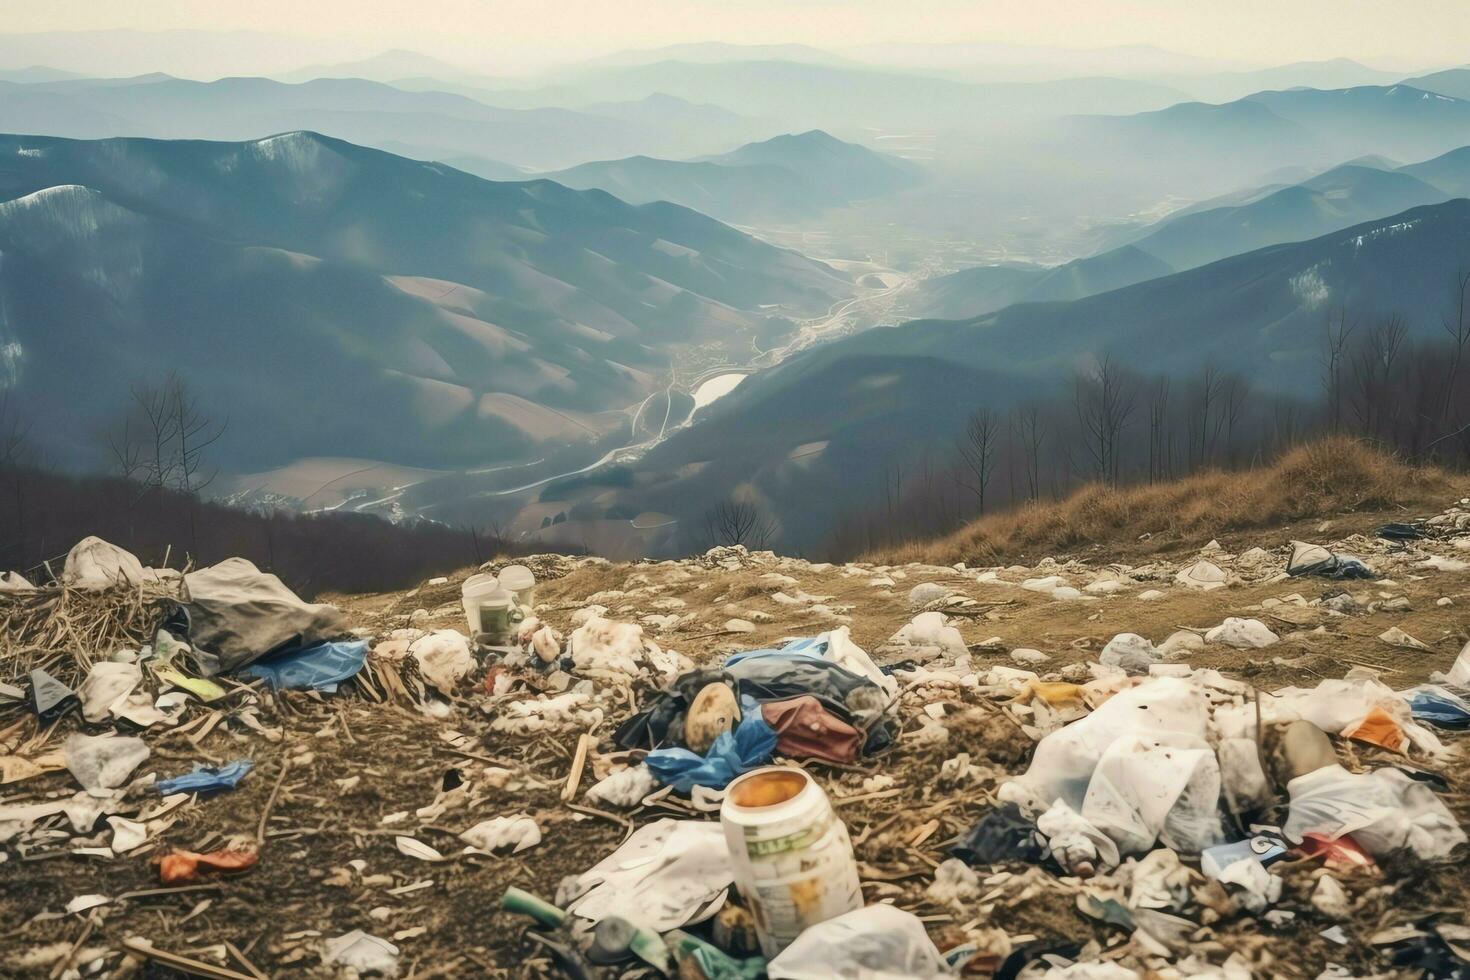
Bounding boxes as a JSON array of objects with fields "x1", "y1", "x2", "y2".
[
  {"x1": 461, "y1": 573, "x2": 503, "y2": 633},
  {"x1": 496, "y1": 564, "x2": 537, "y2": 611},
  {"x1": 719, "y1": 766, "x2": 863, "y2": 956}
]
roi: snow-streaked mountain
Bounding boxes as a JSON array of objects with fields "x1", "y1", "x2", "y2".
[{"x1": 0, "y1": 132, "x2": 849, "y2": 470}]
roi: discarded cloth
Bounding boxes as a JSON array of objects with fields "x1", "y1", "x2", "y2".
[
  {"x1": 171, "y1": 557, "x2": 345, "y2": 674},
  {"x1": 157, "y1": 760, "x2": 253, "y2": 795},
  {"x1": 241, "y1": 640, "x2": 368, "y2": 692},
  {"x1": 646, "y1": 705, "x2": 777, "y2": 792},
  {"x1": 760, "y1": 695, "x2": 864, "y2": 765},
  {"x1": 724, "y1": 628, "x2": 898, "y2": 701},
  {"x1": 1286, "y1": 541, "x2": 1374, "y2": 580},
  {"x1": 950, "y1": 803, "x2": 1044, "y2": 866},
  {"x1": 1376, "y1": 523, "x2": 1423, "y2": 541},
  {"x1": 615, "y1": 652, "x2": 894, "y2": 761}
]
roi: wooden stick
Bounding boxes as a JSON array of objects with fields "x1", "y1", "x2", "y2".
[
  {"x1": 49, "y1": 912, "x2": 96, "y2": 980},
  {"x1": 120, "y1": 938, "x2": 256, "y2": 980},
  {"x1": 223, "y1": 940, "x2": 268, "y2": 980},
  {"x1": 561, "y1": 733, "x2": 593, "y2": 803},
  {"x1": 565, "y1": 801, "x2": 633, "y2": 833},
  {"x1": 255, "y1": 759, "x2": 290, "y2": 845}
]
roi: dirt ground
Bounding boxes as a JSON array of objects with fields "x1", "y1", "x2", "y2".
[{"x1": 3, "y1": 490, "x2": 1469, "y2": 978}]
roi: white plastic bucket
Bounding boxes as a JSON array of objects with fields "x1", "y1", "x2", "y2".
[
  {"x1": 720, "y1": 766, "x2": 863, "y2": 956},
  {"x1": 496, "y1": 564, "x2": 537, "y2": 610},
  {"x1": 460, "y1": 573, "x2": 501, "y2": 635}
]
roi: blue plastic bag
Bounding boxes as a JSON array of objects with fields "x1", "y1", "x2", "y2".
[
  {"x1": 724, "y1": 633, "x2": 832, "y2": 668},
  {"x1": 647, "y1": 703, "x2": 778, "y2": 793},
  {"x1": 1407, "y1": 686, "x2": 1470, "y2": 728},
  {"x1": 158, "y1": 759, "x2": 254, "y2": 795},
  {"x1": 241, "y1": 639, "x2": 368, "y2": 692}
]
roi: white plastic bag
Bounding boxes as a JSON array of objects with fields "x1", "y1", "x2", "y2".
[
  {"x1": 64, "y1": 733, "x2": 149, "y2": 792},
  {"x1": 563, "y1": 819, "x2": 731, "y2": 932},
  {"x1": 1284, "y1": 763, "x2": 1466, "y2": 860},
  {"x1": 1002, "y1": 677, "x2": 1212, "y2": 813},
  {"x1": 1081, "y1": 732, "x2": 1223, "y2": 856},
  {"x1": 767, "y1": 904, "x2": 953, "y2": 979},
  {"x1": 408, "y1": 630, "x2": 475, "y2": 695}
]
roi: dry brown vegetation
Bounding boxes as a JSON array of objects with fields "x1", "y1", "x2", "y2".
[{"x1": 869, "y1": 437, "x2": 1454, "y2": 566}]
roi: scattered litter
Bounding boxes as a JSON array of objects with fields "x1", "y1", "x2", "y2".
[
  {"x1": 156, "y1": 760, "x2": 253, "y2": 795},
  {"x1": 461, "y1": 816, "x2": 542, "y2": 854}
]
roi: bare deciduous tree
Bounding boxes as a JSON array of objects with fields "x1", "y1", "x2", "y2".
[
  {"x1": 704, "y1": 498, "x2": 776, "y2": 549},
  {"x1": 955, "y1": 407, "x2": 999, "y2": 515},
  {"x1": 1443, "y1": 267, "x2": 1470, "y2": 418},
  {"x1": 1321, "y1": 307, "x2": 1358, "y2": 433},
  {"x1": 1148, "y1": 377, "x2": 1170, "y2": 483},
  {"x1": 1015, "y1": 404, "x2": 1046, "y2": 501},
  {"x1": 104, "y1": 371, "x2": 225, "y2": 494},
  {"x1": 1074, "y1": 355, "x2": 1138, "y2": 485}
]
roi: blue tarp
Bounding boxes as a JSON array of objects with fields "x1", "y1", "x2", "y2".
[
  {"x1": 240, "y1": 639, "x2": 368, "y2": 692},
  {"x1": 158, "y1": 759, "x2": 254, "y2": 795},
  {"x1": 646, "y1": 699, "x2": 778, "y2": 792}
]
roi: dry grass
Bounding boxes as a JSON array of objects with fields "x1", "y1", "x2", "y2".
[
  {"x1": 0, "y1": 582, "x2": 183, "y2": 687},
  {"x1": 870, "y1": 438, "x2": 1451, "y2": 567}
]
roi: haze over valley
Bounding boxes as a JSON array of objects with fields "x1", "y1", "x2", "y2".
[{"x1": 5, "y1": 12, "x2": 1470, "y2": 557}]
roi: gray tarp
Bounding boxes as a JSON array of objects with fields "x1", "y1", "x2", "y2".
[{"x1": 176, "y1": 558, "x2": 345, "y2": 675}]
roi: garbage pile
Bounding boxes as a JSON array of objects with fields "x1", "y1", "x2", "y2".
[{"x1": 3, "y1": 522, "x2": 1470, "y2": 978}]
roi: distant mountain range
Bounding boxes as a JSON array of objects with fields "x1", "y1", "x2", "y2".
[
  {"x1": 0, "y1": 132, "x2": 848, "y2": 471},
  {"x1": 487, "y1": 60, "x2": 1196, "y2": 130},
  {"x1": 0, "y1": 75, "x2": 770, "y2": 171},
  {"x1": 1057, "y1": 84, "x2": 1470, "y2": 203},
  {"x1": 597, "y1": 200, "x2": 1470, "y2": 551},
  {"x1": 912, "y1": 142, "x2": 1470, "y2": 318},
  {"x1": 541, "y1": 130, "x2": 921, "y2": 225}
]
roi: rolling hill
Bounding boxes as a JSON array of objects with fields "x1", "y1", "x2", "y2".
[
  {"x1": 542, "y1": 130, "x2": 920, "y2": 224},
  {"x1": 1062, "y1": 84, "x2": 1470, "y2": 203},
  {"x1": 607, "y1": 200, "x2": 1470, "y2": 551},
  {"x1": 0, "y1": 132, "x2": 849, "y2": 471},
  {"x1": 912, "y1": 145, "x2": 1470, "y2": 320}
]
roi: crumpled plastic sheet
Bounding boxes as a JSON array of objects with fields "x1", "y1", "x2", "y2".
[
  {"x1": 1284, "y1": 762, "x2": 1466, "y2": 860},
  {"x1": 65, "y1": 733, "x2": 150, "y2": 792},
  {"x1": 240, "y1": 640, "x2": 368, "y2": 692},
  {"x1": 766, "y1": 904, "x2": 953, "y2": 979},
  {"x1": 1286, "y1": 541, "x2": 1374, "y2": 580},
  {"x1": 646, "y1": 701, "x2": 777, "y2": 792},
  {"x1": 156, "y1": 759, "x2": 253, "y2": 795},
  {"x1": 562, "y1": 819, "x2": 732, "y2": 933}
]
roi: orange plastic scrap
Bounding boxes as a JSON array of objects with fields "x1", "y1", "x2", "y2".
[
  {"x1": 154, "y1": 841, "x2": 260, "y2": 883},
  {"x1": 1342, "y1": 706, "x2": 1407, "y2": 753}
]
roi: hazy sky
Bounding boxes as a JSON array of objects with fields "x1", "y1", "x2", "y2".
[{"x1": 3, "y1": 0, "x2": 1467, "y2": 75}]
